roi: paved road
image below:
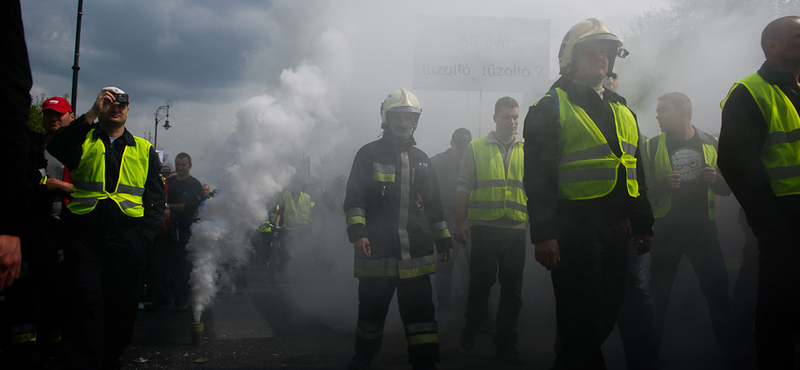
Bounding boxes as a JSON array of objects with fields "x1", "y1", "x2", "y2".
[{"x1": 116, "y1": 241, "x2": 742, "y2": 370}]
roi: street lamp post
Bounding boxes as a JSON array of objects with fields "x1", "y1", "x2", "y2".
[{"x1": 154, "y1": 100, "x2": 173, "y2": 150}]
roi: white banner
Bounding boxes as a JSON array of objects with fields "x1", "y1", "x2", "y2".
[{"x1": 413, "y1": 15, "x2": 550, "y2": 93}]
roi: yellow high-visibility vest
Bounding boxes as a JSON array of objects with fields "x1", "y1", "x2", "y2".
[
  {"x1": 467, "y1": 136, "x2": 527, "y2": 222},
  {"x1": 68, "y1": 129, "x2": 150, "y2": 217},
  {"x1": 547, "y1": 88, "x2": 640, "y2": 199},
  {"x1": 646, "y1": 132, "x2": 718, "y2": 219},
  {"x1": 721, "y1": 73, "x2": 800, "y2": 196}
]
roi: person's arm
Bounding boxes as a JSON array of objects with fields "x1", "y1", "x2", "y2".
[
  {"x1": 523, "y1": 96, "x2": 560, "y2": 243},
  {"x1": 0, "y1": 0, "x2": 32, "y2": 290},
  {"x1": 344, "y1": 146, "x2": 370, "y2": 257},
  {"x1": 421, "y1": 156, "x2": 453, "y2": 261},
  {"x1": 140, "y1": 146, "x2": 166, "y2": 242},
  {"x1": 708, "y1": 140, "x2": 732, "y2": 196},
  {"x1": 523, "y1": 96, "x2": 561, "y2": 270},
  {"x1": 629, "y1": 121, "x2": 654, "y2": 241},
  {"x1": 454, "y1": 143, "x2": 476, "y2": 244},
  {"x1": 182, "y1": 178, "x2": 204, "y2": 218},
  {"x1": 46, "y1": 178, "x2": 73, "y2": 194},
  {"x1": 718, "y1": 85, "x2": 786, "y2": 228}
]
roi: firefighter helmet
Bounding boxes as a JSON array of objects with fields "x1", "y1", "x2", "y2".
[
  {"x1": 380, "y1": 88, "x2": 421, "y2": 128},
  {"x1": 558, "y1": 18, "x2": 627, "y2": 76}
]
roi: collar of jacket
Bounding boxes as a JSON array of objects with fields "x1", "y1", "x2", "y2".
[
  {"x1": 380, "y1": 134, "x2": 416, "y2": 149},
  {"x1": 91, "y1": 123, "x2": 137, "y2": 146},
  {"x1": 485, "y1": 130, "x2": 523, "y2": 146},
  {"x1": 759, "y1": 60, "x2": 800, "y2": 88},
  {"x1": 550, "y1": 75, "x2": 628, "y2": 106}
]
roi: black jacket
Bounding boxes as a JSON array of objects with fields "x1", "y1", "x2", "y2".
[
  {"x1": 719, "y1": 61, "x2": 800, "y2": 234},
  {"x1": 47, "y1": 115, "x2": 165, "y2": 241},
  {"x1": 344, "y1": 136, "x2": 452, "y2": 261},
  {"x1": 523, "y1": 76, "x2": 654, "y2": 243}
]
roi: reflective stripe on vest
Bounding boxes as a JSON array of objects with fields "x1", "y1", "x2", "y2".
[
  {"x1": 353, "y1": 254, "x2": 436, "y2": 279},
  {"x1": 467, "y1": 136, "x2": 527, "y2": 222},
  {"x1": 721, "y1": 73, "x2": 800, "y2": 196},
  {"x1": 647, "y1": 132, "x2": 718, "y2": 219},
  {"x1": 282, "y1": 192, "x2": 311, "y2": 225},
  {"x1": 68, "y1": 129, "x2": 151, "y2": 217},
  {"x1": 552, "y1": 88, "x2": 640, "y2": 200}
]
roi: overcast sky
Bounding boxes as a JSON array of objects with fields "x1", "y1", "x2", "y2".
[{"x1": 21, "y1": 0, "x2": 793, "y2": 186}]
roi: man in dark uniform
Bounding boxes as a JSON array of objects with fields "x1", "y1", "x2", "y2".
[
  {"x1": 718, "y1": 16, "x2": 800, "y2": 369},
  {"x1": 524, "y1": 18, "x2": 653, "y2": 369},
  {"x1": 430, "y1": 127, "x2": 471, "y2": 319},
  {"x1": 48, "y1": 87, "x2": 165, "y2": 369},
  {"x1": 344, "y1": 88, "x2": 452, "y2": 370}
]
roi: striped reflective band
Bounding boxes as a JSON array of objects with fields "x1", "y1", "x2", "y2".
[
  {"x1": 769, "y1": 129, "x2": 800, "y2": 145},
  {"x1": 117, "y1": 184, "x2": 145, "y2": 196},
  {"x1": 558, "y1": 145, "x2": 612, "y2": 166},
  {"x1": 558, "y1": 168, "x2": 616, "y2": 184},
  {"x1": 398, "y1": 255, "x2": 436, "y2": 279},
  {"x1": 357, "y1": 327, "x2": 384, "y2": 340},
  {"x1": 3, "y1": 324, "x2": 37, "y2": 344},
  {"x1": 407, "y1": 333, "x2": 438, "y2": 346},
  {"x1": 398, "y1": 151, "x2": 411, "y2": 260},
  {"x1": 620, "y1": 141, "x2": 637, "y2": 155},
  {"x1": 468, "y1": 200, "x2": 527, "y2": 213},
  {"x1": 346, "y1": 207, "x2": 366, "y2": 227},
  {"x1": 73, "y1": 197, "x2": 98, "y2": 207},
  {"x1": 767, "y1": 164, "x2": 800, "y2": 180},
  {"x1": 73, "y1": 180, "x2": 104, "y2": 192},
  {"x1": 430, "y1": 221, "x2": 451, "y2": 240},
  {"x1": 118, "y1": 199, "x2": 141, "y2": 210},
  {"x1": 373, "y1": 162, "x2": 396, "y2": 182},
  {"x1": 626, "y1": 167, "x2": 637, "y2": 180}
]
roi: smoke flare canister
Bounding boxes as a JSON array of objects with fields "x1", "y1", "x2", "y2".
[{"x1": 191, "y1": 321, "x2": 205, "y2": 345}]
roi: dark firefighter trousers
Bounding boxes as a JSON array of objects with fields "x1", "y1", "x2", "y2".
[
  {"x1": 355, "y1": 275, "x2": 439, "y2": 365},
  {"x1": 551, "y1": 221, "x2": 628, "y2": 370},
  {"x1": 62, "y1": 227, "x2": 147, "y2": 370}
]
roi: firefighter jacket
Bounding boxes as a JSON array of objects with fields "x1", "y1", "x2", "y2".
[
  {"x1": 344, "y1": 136, "x2": 453, "y2": 279},
  {"x1": 646, "y1": 129, "x2": 721, "y2": 220}
]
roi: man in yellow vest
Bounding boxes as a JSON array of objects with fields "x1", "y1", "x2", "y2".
[
  {"x1": 454, "y1": 96, "x2": 527, "y2": 365},
  {"x1": 344, "y1": 88, "x2": 452, "y2": 370},
  {"x1": 47, "y1": 87, "x2": 165, "y2": 369},
  {"x1": 523, "y1": 19, "x2": 653, "y2": 369},
  {"x1": 646, "y1": 92, "x2": 751, "y2": 366},
  {"x1": 718, "y1": 16, "x2": 800, "y2": 369}
]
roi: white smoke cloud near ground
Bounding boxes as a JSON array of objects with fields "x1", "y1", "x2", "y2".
[{"x1": 187, "y1": 27, "x2": 350, "y2": 321}]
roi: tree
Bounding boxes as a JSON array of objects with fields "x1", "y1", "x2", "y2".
[{"x1": 618, "y1": 0, "x2": 796, "y2": 136}]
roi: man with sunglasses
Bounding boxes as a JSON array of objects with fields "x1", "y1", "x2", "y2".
[{"x1": 47, "y1": 87, "x2": 165, "y2": 369}]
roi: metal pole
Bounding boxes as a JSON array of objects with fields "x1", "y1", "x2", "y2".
[
  {"x1": 154, "y1": 114, "x2": 159, "y2": 150},
  {"x1": 70, "y1": 0, "x2": 84, "y2": 111}
]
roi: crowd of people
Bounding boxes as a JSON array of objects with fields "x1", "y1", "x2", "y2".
[
  {"x1": 342, "y1": 16, "x2": 800, "y2": 370},
  {"x1": 2, "y1": 2, "x2": 800, "y2": 369}
]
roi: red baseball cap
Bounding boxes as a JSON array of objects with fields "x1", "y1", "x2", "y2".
[{"x1": 42, "y1": 97, "x2": 73, "y2": 114}]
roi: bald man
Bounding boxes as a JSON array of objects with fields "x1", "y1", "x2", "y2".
[{"x1": 718, "y1": 16, "x2": 800, "y2": 369}]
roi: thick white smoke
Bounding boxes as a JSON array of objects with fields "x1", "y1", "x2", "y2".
[{"x1": 186, "y1": 28, "x2": 349, "y2": 321}]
